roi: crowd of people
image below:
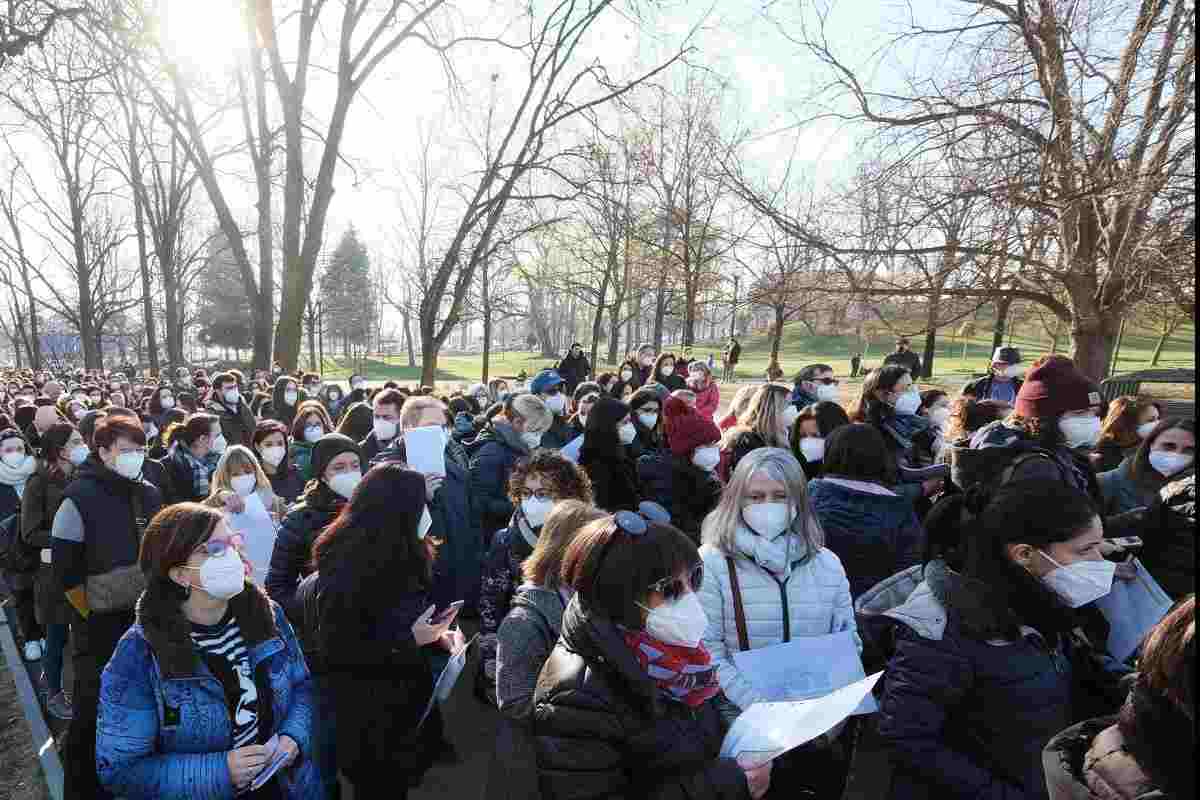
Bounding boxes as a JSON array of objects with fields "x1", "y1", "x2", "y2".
[{"x1": 0, "y1": 341, "x2": 1191, "y2": 800}]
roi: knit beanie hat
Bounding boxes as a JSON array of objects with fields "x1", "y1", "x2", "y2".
[
  {"x1": 311, "y1": 433, "x2": 362, "y2": 480},
  {"x1": 1014, "y1": 356, "x2": 1102, "y2": 419},
  {"x1": 663, "y1": 395, "x2": 720, "y2": 458}
]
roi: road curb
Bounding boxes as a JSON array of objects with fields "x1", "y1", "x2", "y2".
[{"x1": 0, "y1": 608, "x2": 64, "y2": 800}]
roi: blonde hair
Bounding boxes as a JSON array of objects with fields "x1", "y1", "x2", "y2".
[
  {"x1": 207, "y1": 444, "x2": 273, "y2": 500},
  {"x1": 522, "y1": 500, "x2": 606, "y2": 589},
  {"x1": 701, "y1": 447, "x2": 824, "y2": 559},
  {"x1": 400, "y1": 395, "x2": 446, "y2": 429},
  {"x1": 727, "y1": 384, "x2": 758, "y2": 420},
  {"x1": 722, "y1": 383, "x2": 792, "y2": 449}
]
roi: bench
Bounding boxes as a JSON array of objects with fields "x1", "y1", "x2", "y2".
[{"x1": 1100, "y1": 368, "x2": 1196, "y2": 419}]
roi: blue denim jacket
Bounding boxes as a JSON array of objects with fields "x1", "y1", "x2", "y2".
[{"x1": 96, "y1": 588, "x2": 322, "y2": 799}]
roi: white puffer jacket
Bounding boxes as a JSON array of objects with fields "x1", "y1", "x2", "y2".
[{"x1": 699, "y1": 526, "x2": 859, "y2": 714}]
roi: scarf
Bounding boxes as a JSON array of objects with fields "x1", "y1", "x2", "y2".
[
  {"x1": 879, "y1": 412, "x2": 930, "y2": 453},
  {"x1": 733, "y1": 524, "x2": 809, "y2": 576},
  {"x1": 175, "y1": 446, "x2": 215, "y2": 498},
  {"x1": 623, "y1": 628, "x2": 719, "y2": 708},
  {"x1": 0, "y1": 455, "x2": 36, "y2": 498}
]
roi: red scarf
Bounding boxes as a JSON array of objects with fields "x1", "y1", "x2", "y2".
[{"x1": 623, "y1": 629, "x2": 720, "y2": 707}]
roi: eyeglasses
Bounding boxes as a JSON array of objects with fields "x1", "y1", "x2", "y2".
[
  {"x1": 514, "y1": 488, "x2": 555, "y2": 502},
  {"x1": 194, "y1": 534, "x2": 245, "y2": 559},
  {"x1": 814, "y1": 377, "x2": 839, "y2": 386},
  {"x1": 649, "y1": 563, "x2": 704, "y2": 601}
]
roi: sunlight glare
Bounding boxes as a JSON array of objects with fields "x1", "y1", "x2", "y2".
[{"x1": 159, "y1": 0, "x2": 245, "y2": 75}]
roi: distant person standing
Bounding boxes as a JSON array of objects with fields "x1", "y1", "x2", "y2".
[
  {"x1": 883, "y1": 337, "x2": 922, "y2": 380},
  {"x1": 850, "y1": 353, "x2": 862, "y2": 377},
  {"x1": 723, "y1": 336, "x2": 741, "y2": 382},
  {"x1": 961, "y1": 346, "x2": 1025, "y2": 405},
  {"x1": 556, "y1": 343, "x2": 591, "y2": 396}
]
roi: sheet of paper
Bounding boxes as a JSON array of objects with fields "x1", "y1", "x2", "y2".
[
  {"x1": 418, "y1": 633, "x2": 478, "y2": 729},
  {"x1": 731, "y1": 630, "x2": 877, "y2": 715},
  {"x1": 1093, "y1": 557, "x2": 1174, "y2": 663},
  {"x1": 249, "y1": 733, "x2": 290, "y2": 791},
  {"x1": 225, "y1": 492, "x2": 277, "y2": 587},
  {"x1": 720, "y1": 671, "x2": 883, "y2": 768},
  {"x1": 403, "y1": 426, "x2": 446, "y2": 476}
]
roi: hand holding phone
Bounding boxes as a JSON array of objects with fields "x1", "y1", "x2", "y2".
[{"x1": 430, "y1": 600, "x2": 464, "y2": 625}]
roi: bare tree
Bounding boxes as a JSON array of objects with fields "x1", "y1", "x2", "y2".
[{"x1": 0, "y1": 0, "x2": 83, "y2": 69}]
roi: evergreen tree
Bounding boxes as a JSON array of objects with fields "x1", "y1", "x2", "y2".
[
  {"x1": 196, "y1": 231, "x2": 254, "y2": 352},
  {"x1": 320, "y1": 227, "x2": 376, "y2": 356}
]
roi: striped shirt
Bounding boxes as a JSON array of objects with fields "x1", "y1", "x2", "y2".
[{"x1": 190, "y1": 612, "x2": 259, "y2": 748}]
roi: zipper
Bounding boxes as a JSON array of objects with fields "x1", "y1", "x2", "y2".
[{"x1": 774, "y1": 576, "x2": 791, "y2": 643}]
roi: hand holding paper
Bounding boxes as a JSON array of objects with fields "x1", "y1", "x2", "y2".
[{"x1": 404, "y1": 426, "x2": 446, "y2": 477}]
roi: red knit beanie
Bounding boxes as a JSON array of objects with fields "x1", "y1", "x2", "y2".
[
  {"x1": 1014, "y1": 355, "x2": 1102, "y2": 419},
  {"x1": 663, "y1": 395, "x2": 721, "y2": 458}
]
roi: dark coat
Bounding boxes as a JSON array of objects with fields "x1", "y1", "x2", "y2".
[
  {"x1": 267, "y1": 464, "x2": 306, "y2": 507},
  {"x1": 557, "y1": 353, "x2": 591, "y2": 395},
  {"x1": 206, "y1": 397, "x2": 257, "y2": 448},
  {"x1": 636, "y1": 453, "x2": 722, "y2": 541},
  {"x1": 533, "y1": 597, "x2": 750, "y2": 800},
  {"x1": 265, "y1": 482, "x2": 344, "y2": 624},
  {"x1": 541, "y1": 417, "x2": 576, "y2": 451},
  {"x1": 21, "y1": 466, "x2": 71, "y2": 626},
  {"x1": 469, "y1": 423, "x2": 530, "y2": 540},
  {"x1": 962, "y1": 375, "x2": 1025, "y2": 403},
  {"x1": 1104, "y1": 469, "x2": 1194, "y2": 599},
  {"x1": 580, "y1": 450, "x2": 642, "y2": 513},
  {"x1": 162, "y1": 446, "x2": 215, "y2": 505},
  {"x1": 808, "y1": 478, "x2": 925, "y2": 598},
  {"x1": 359, "y1": 430, "x2": 396, "y2": 464}
]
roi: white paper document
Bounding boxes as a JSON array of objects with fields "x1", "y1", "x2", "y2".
[
  {"x1": 225, "y1": 492, "x2": 277, "y2": 586},
  {"x1": 731, "y1": 630, "x2": 877, "y2": 715},
  {"x1": 720, "y1": 671, "x2": 883, "y2": 769},
  {"x1": 403, "y1": 426, "x2": 446, "y2": 476},
  {"x1": 249, "y1": 733, "x2": 290, "y2": 791},
  {"x1": 418, "y1": 633, "x2": 477, "y2": 729},
  {"x1": 1093, "y1": 558, "x2": 1174, "y2": 663}
]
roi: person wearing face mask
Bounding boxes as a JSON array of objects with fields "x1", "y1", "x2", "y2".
[
  {"x1": 860, "y1": 480, "x2": 1126, "y2": 800},
  {"x1": 1093, "y1": 396, "x2": 1162, "y2": 472},
  {"x1": 0, "y1": 428, "x2": 41, "y2": 663},
  {"x1": 968, "y1": 355, "x2": 1105, "y2": 505},
  {"x1": 1097, "y1": 418, "x2": 1194, "y2": 516},
  {"x1": 477, "y1": 452, "x2": 592, "y2": 706},
  {"x1": 687, "y1": 361, "x2": 721, "y2": 420},
  {"x1": 651, "y1": 352, "x2": 687, "y2": 392},
  {"x1": 51, "y1": 416, "x2": 163, "y2": 799},
  {"x1": 962, "y1": 346, "x2": 1026, "y2": 404},
  {"x1": 534, "y1": 512, "x2": 772, "y2": 800},
  {"x1": 556, "y1": 342, "x2": 592, "y2": 396},
  {"x1": 883, "y1": 337, "x2": 923, "y2": 379},
  {"x1": 850, "y1": 365, "x2": 945, "y2": 504},
  {"x1": 807, "y1": 424, "x2": 924, "y2": 598},
  {"x1": 633, "y1": 343, "x2": 657, "y2": 385},
  {"x1": 790, "y1": 363, "x2": 840, "y2": 411},
  {"x1": 21, "y1": 424, "x2": 82, "y2": 717},
  {"x1": 359, "y1": 387, "x2": 405, "y2": 461},
  {"x1": 626, "y1": 386, "x2": 666, "y2": 459},
  {"x1": 269, "y1": 375, "x2": 303, "y2": 428},
  {"x1": 252, "y1": 419, "x2": 305, "y2": 505},
  {"x1": 697, "y1": 448, "x2": 858, "y2": 797},
  {"x1": 316, "y1": 382, "x2": 344, "y2": 422},
  {"x1": 205, "y1": 372, "x2": 257, "y2": 449},
  {"x1": 204, "y1": 445, "x2": 286, "y2": 585},
  {"x1": 721, "y1": 383, "x2": 797, "y2": 481},
  {"x1": 95, "y1": 503, "x2": 320, "y2": 799},
  {"x1": 163, "y1": 413, "x2": 224, "y2": 504},
  {"x1": 579, "y1": 396, "x2": 644, "y2": 513},
  {"x1": 295, "y1": 465, "x2": 465, "y2": 799},
  {"x1": 468, "y1": 393, "x2": 553, "y2": 543},
  {"x1": 613, "y1": 356, "x2": 642, "y2": 396},
  {"x1": 266, "y1": 433, "x2": 361, "y2": 622},
  {"x1": 917, "y1": 389, "x2": 952, "y2": 461},
  {"x1": 567, "y1": 381, "x2": 601, "y2": 439},
  {"x1": 530, "y1": 369, "x2": 574, "y2": 450},
  {"x1": 788, "y1": 400, "x2": 851, "y2": 480},
  {"x1": 287, "y1": 400, "x2": 335, "y2": 481},
  {"x1": 638, "y1": 395, "x2": 724, "y2": 542}
]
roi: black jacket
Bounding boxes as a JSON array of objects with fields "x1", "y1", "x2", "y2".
[
  {"x1": 580, "y1": 449, "x2": 642, "y2": 513},
  {"x1": 724, "y1": 430, "x2": 768, "y2": 479},
  {"x1": 557, "y1": 353, "x2": 591, "y2": 394},
  {"x1": 962, "y1": 375, "x2": 1024, "y2": 402},
  {"x1": 265, "y1": 482, "x2": 345, "y2": 623},
  {"x1": 267, "y1": 465, "x2": 306, "y2": 507},
  {"x1": 533, "y1": 597, "x2": 749, "y2": 800},
  {"x1": 636, "y1": 454, "x2": 722, "y2": 541},
  {"x1": 1105, "y1": 469, "x2": 1194, "y2": 599},
  {"x1": 468, "y1": 423, "x2": 531, "y2": 540}
]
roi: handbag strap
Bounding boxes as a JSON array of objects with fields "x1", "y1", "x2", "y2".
[{"x1": 726, "y1": 556, "x2": 750, "y2": 652}]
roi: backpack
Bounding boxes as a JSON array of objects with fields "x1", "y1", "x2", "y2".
[
  {"x1": 947, "y1": 443, "x2": 1071, "y2": 495},
  {"x1": 0, "y1": 509, "x2": 37, "y2": 575}
]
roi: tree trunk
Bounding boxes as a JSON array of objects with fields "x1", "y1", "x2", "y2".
[
  {"x1": 1149, "y1": 317, "x2": 1179, "y2": 366},
  {"x1": 770, "y1": 305, "x2": 785, "y2": 368},
  {"x1": 481, "y1": 310, "x2": 492, "y2": 384},
  {"x1": 306, "y1": 306, "x2": 317, "y2": 370},
  {"x1": 991, "y1": 295, "x2": 1012, "y2": 353},
  {"x1": 401, "y1": 307, "x2": 416, "y2": 367},
  {"x1": 653, "y1": 279, "x2": 667, "y2": 351},
  {"x1": 420, "y1": 327, "x2": 438, "y2": 387},
  {"x1": 1069, "y1": 313, "x2": 1120, "y2": 380}
]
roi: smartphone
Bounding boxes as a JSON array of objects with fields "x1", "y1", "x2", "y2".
[
  {"x1": 430, "y1": 600, "x2": 464, "y2": 625},
  {"x1": 1108, "y1": 536, "x2": 1143, "y2": 549}
]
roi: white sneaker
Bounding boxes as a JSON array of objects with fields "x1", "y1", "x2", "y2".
[{"x1": 23, "y1": 639, "x2": 43, "y2": 661}]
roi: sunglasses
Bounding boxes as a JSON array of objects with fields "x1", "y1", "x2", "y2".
[
  {"x1": 195, "y1": 533, "x2": 245, "y2": 558},
  {"x1": 649, "y1": 563, "x2": 705, "y2": 601}
]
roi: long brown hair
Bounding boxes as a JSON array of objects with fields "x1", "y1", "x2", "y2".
[
  {"x1": 1099, "y1": 395, "x2": 1161, "y2": 450},
  {"x1": 139, "y1": 503, "x2": 225, "y2": 608}
]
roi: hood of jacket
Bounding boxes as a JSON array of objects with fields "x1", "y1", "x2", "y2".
[
  {"x1": 135, "y1": 582, "x2": 278, "y2": 679},
  {"x1": 809, "y1": 478, "x2": 917, "y2": 532},
  {"x1": 474, "y1": 421, "x2": 529, "y2": 456}
]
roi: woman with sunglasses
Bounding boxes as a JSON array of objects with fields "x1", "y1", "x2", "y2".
[
  {"x1": 534, "y1": 511, "x2": 773, "y2": 800},
  {"x1": 698, "y1": 447, "x2": 858, "y2": 798},
  {"x1": 96, "y1": 502, "x2": 320, "y2": 799}
]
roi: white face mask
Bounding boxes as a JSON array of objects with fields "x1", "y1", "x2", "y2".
[
  {"x1": 618, "y1": 422, "x2": 638, "y2": 445},
  {"x1": 114, "y1": 451, "x2": 145, "y2": 480},
  {"x1": 521, "y1": 430, "x2": 543, "y2": 450},
  {"x1": 692, "y1": 446, "x2": 721, "y2": 471},
  {"x1": 641, "y1": 355, "x2": 654, "y2": 367},
  {"x1": 417, "y1": 506, "x2": 433, "y2": 540},
  {"x1": 328, "y1": 471, "x2": 361, "y2": 499},
  {"x1": 1059, "y1": 416, "x2": 1102, "y2": 448},
  {"x1": 544, "y1": 394, "x2": 567, "y2": 415},
  {"x1": 160, "y1": 396, "x2": 175, "y2": 409},
  {"x1": 928, "y1": 407, "x2": 951, "y2": 427},
  {"x1": 231, "y1": 473, "x2": 257, "y2": 497},
  {"x1": 284, "y1": 390, "x2": 298, "y2": 406},
  {"x1": 223, "y1": 389, "x2": 240, "y2": 405},
  {"x1": 637, "y1": 412, "x2": 658, "y2": 429},
  {"x1": 210, "y1": 433, "x2": 228, "y2": 454},
  {"x1": 660, "y1": 365, "x2": 674, "y2": 377},
  {"x1": 145, "y1": 426, "x2": 158, "y2": 441},
  {"x1": 521, "y1": 496, "x2": 554, "y2": 528},
  {"x1": 304, "y1": 425, "x2": 324, "y2": 443},
  {"x1": 1, "y1": 451, "x2": 27, "y2": 469},
  {"x1": 194, "y1": 548, "x2": 245, "y2": 600},
  {"x1": 815, "y1": 383, "x2": 840, "y2": 402},
  {"x1": 260, "y1": 446, "x2": 286, "y2": 468},
  {"x1": 639, "y1": 591, "x2": 708, "y2": 648},
  {"x1": 893, "y1": 389, "x2": 921, "y2": 416},
  {"x1": 1038, "y1": 551, "x2": 1115, "y2": 608},
  {"x1": 621, "y1": 370, "x2": 633, "y2": 381},
  {"x1": 328, "y1": 392, "x2": 341, "y2": 403},
  {"x1": 799, "y1": 437, "x2": 825, "y2": 463},
  {"x1": 1149, "y1": 451, "x2": 1193, "y2": 477},
  {"x1": 743, "y1": 501, "x2": 794, "y2": 539},
  {"x1": 578, "y1": 414, "x2": 588, "y2": 429},
  {"x1": 781, "y1": 406, "x2": 801, "y2": 429},
  {"x1": 68, "y1": 445, "x2": 90, "y2": 466},
  {"x1": 374, "y1": 417, "x2": 398, "y2": 441},
  {"x1": 1004, "y1": 364, "x2": 1025, "y2": 379},
  {"x1": 1136, "y1": 421, "x2": 1158, "y2": 439}
]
